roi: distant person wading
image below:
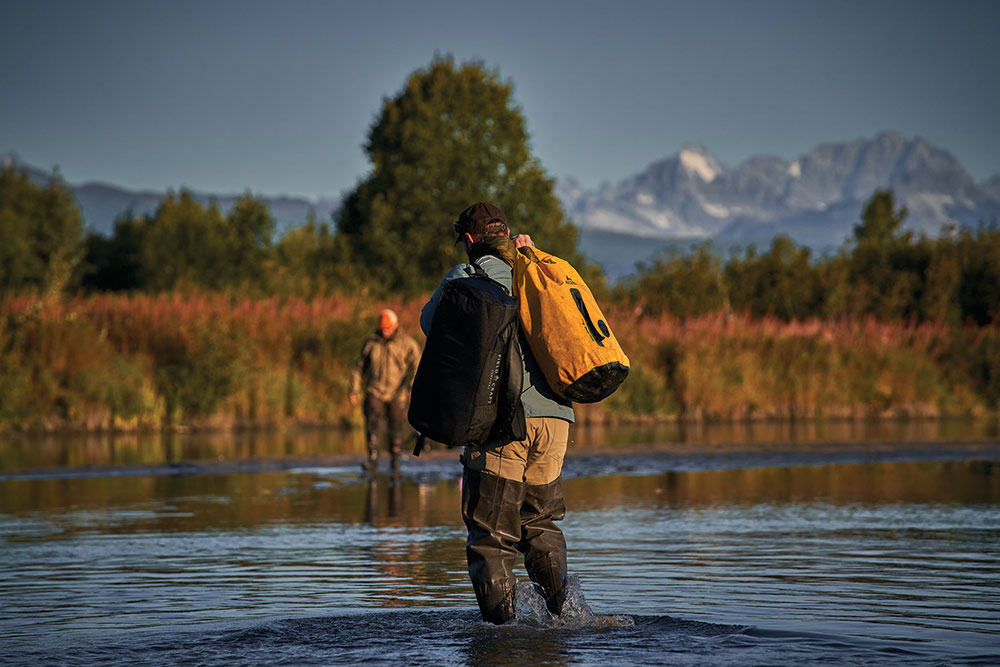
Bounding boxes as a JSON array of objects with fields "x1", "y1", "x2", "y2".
[
  {"x1": 420, "y1": 202, "x2": 575, "y2": 624},
  {"x1": 350, "y1": 309, "x2": 421, "y2": 471}
]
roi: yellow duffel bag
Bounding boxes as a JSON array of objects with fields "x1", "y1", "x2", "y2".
[{"x1": 513, "y1": 246, "x2": 629, "y2": 403}]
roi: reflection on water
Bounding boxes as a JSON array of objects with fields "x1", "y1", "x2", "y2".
[
  {"x1": 571, "y1": 417, "x2": 1000, "y2": 450},
  {"x1": 0, "y1": 434, "x2": 998, "y2": 664},
  {"x1": 0, "y1": 429, "x2": 371, "y2": 475},
  {"x1": 1, "y1": 461, "x2": 996, "y2": 532},
  {"x1": 2, "y1": 418, "x2": 998, "y2": 475}
]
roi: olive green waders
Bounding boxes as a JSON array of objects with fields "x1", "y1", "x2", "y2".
[{"x1": 461, "y1": 468, "x2": 569, "y2": 623}]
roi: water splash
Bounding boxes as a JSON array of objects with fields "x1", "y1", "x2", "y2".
[
  {"x1": 513, "y1": 575, "x2": 635, "y2": 629},
  {"x1": 512, "y1": 581, "x2": 551, "y2": 626}
]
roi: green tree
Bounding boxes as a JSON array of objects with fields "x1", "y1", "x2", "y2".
[
  {"x1": 336, "y1": 57, "x2": 586, "y2": 293},
  {"x1": 954, "y1": 220, "x2": 1000, "y2": 325},
  {"x1": 847, "y1": 191, "x2": 916, "y2": 319},
  {"x1": 270, "y1": 212, "x2": 360, "y2": 295},
  {"x1": 0, "y1": 165, "x2": 84, "y2": 294},
  {"x1": 81, "y1": 210, "x2": 146, "y2": 291},
  {"x1": 815, "y1": 254, "x2": 852, "y2": 319},
  {"x1": 84, "y1": 191, "x2": 277, "y2": 293},
  {"x1": 853, "y1": 189, "x2": 907, "y2": 246},
  {"x1": 138, "y1": 190, "x2": 231, "y2": 291},
  {"x1": 630, "y1": 243, "x2": 728, "y2": 318},
  {"x1": 226, "y1": 192, "x2": 276, "y2": 290},
  {"x1": 915, "y1": 233, "x2": 961, "y2": 324},
  {"x1": 726, "y1": 236, "x2": 820, "y2": 320}
]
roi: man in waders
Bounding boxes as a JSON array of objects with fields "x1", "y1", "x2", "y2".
[
  {"x1": 350, "y1": 309, "x2": 421, "y2": 471},
  {"x1": 420, "y1": 202, "x2": 575, "y2": 624}
]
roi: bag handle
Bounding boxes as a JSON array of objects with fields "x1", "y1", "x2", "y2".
[
  {"x1": 571, "y1": 287, "x2": 606, "y2": 346},
  {"x1": 517, "y1": 246, "x2": 540, "y2": 263}
]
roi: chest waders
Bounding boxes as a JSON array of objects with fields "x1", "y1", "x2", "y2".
[{"x1": 462, "y1": 467, "x2": 568, "y2": 623}]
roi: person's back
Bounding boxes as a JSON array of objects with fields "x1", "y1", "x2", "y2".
[{"x1": 421, "y1": 201, "x2": 574, "y2": 624}]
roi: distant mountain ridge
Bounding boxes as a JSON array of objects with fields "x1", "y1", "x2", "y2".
[
  {"x1": 1, "y1": 153, "x2": 340, "y2": 238},
  {"x1": 558, "y1": 131, "x2": 1000, "y2": 255}
]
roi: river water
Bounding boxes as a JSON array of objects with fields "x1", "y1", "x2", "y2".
[{"x1": 1, "y1": 423, "x2": 998, "y2": 665}]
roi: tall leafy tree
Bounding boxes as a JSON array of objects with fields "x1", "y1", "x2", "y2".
[
  {"x1": 137, "y1": 191, "x2": 230, "y2": 291},
  {"x1": 225, "y1": 192, "x2": 276, "y2": 290},
  {"x1": 82, "y1": 210, "x2": 146, "y2": 291},
  {"x1": 954, "y1": 221, "x2": 1000, "y2": 325},
  {"x1": 918, "y1": 236, "x2": 961, "y2": 324},
  {"x1": 336, "y1": 57, "x2": 584, "y2": 293},
  {"x1": 853, "y1": 190, "x2": 907, "y2": 246},
  {"x1": 270, "y1": 213, "x2": 359, "y2": 295},
  {"x1": 0, "y1": 165, "x2": 83, "y2": 293},
  {"x1": 630, "y1": 244, "x2": 728, "y2": 318},
  {"x1": 84, "y1": 191, "x2": 278, "y2": 293},
  {"x1": 848, "y1": 190, "x2": 915, "y2": 319},
  {"x1": 726, "y1": 236, "x2": 820, "y2": 320}
]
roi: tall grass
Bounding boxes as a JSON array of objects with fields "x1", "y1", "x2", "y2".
[
  {"x1": 1, "y1": 293, "x2": 997, "y2": 430},
  {"x1": 0, "y1": 292, "x2": 423, "y2": 430},
  {"x1": 604, "y1": 308, "x2": 996, "y2": 422}
]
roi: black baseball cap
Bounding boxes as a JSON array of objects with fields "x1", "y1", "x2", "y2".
[{"x1": 453, "y1": 202, "x2": 508, "y2": 244}]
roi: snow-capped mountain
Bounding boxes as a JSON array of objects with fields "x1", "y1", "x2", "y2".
[{"x1": 559, "y1": 132, "x2": 1000, "y2": 254}]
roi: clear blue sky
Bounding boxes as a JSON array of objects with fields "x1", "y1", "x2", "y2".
[{"x1": 2, "y1": 0, "x2": 998, "y2": 199}]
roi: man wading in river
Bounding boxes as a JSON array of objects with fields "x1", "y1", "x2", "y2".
[
  {"x1": 420, "y1": 202, "x2": 575, "y2": 624},
  {"x1": 350, "y1": 309, "x2": 421, "y2": 471}
]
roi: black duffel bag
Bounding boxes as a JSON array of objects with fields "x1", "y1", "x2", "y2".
[{"x1": 408, "y1": 265, "x2": 526, "y2": 455}]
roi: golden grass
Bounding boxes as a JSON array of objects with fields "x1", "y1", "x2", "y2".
[{"x1": 1, "y1": 293, "x2": 996, "y2": 430}]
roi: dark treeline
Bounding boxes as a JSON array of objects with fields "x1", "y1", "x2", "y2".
[
  {"x1": 83, "y1": 191, "x2": 350, "y2": 296},
  {"x1": 0, "y1": 167, "x2": 363, "y2": 297},
  {"x1": 623, "y1": 191, "x2": 1000, "y2": 326},
  {"x1": 3, "y1": 159, "x2": 999, "y2": 332},
  {"x1": 3, "y1": 162, "x2": 1000, "y2": 329}
]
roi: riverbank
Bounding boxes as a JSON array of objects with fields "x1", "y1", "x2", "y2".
[{"x1": 2, "y1": 292, "x2": 998, "y2": 431}]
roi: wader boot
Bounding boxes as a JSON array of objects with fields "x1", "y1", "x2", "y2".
[
  {"x1": 389, "y1": 399, "x2": 406, "y2": 470},
  {"x1": 362, "y1": 429, "x2": 380, "y2": 473},
  {"x1": 362, "y1": 449, "x2": 378, "y2": 473},
  {"x1": 518, "y1": 476, "x2": 569, "y2": 616},
  {"x1": 462, "y1": 468, "x2": 526, "y2": 624}
]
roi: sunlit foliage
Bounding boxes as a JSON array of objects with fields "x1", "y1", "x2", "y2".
[{"x1": 0, "y1": 165, "x2": 83, "y2": 295}]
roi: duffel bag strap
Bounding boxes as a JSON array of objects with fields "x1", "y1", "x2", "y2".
[{"x1": 413, "y1": 433, "x2": 427, "y2": 457}]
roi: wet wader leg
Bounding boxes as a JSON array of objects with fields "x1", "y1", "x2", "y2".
[
  {"x1": 462, "y1": 467, "x2": 526, "y2": 624},
  {"x1": 517, "y1": 476, "x2": 569, "y2": 615},
  {"x1": 387, "y1": 399, "x2": 407, "y2": 466},
  {"x1": 362, "y1": 394, "x2": 383, "y2": 471}
]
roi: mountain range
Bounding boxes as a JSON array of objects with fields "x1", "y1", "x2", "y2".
[
  {"x1": 564, "y1": 132, "x2": 1000, "y2": 277},
  {"x1": 6, "y1": 131, "x2": 999, "y2": 280}
]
